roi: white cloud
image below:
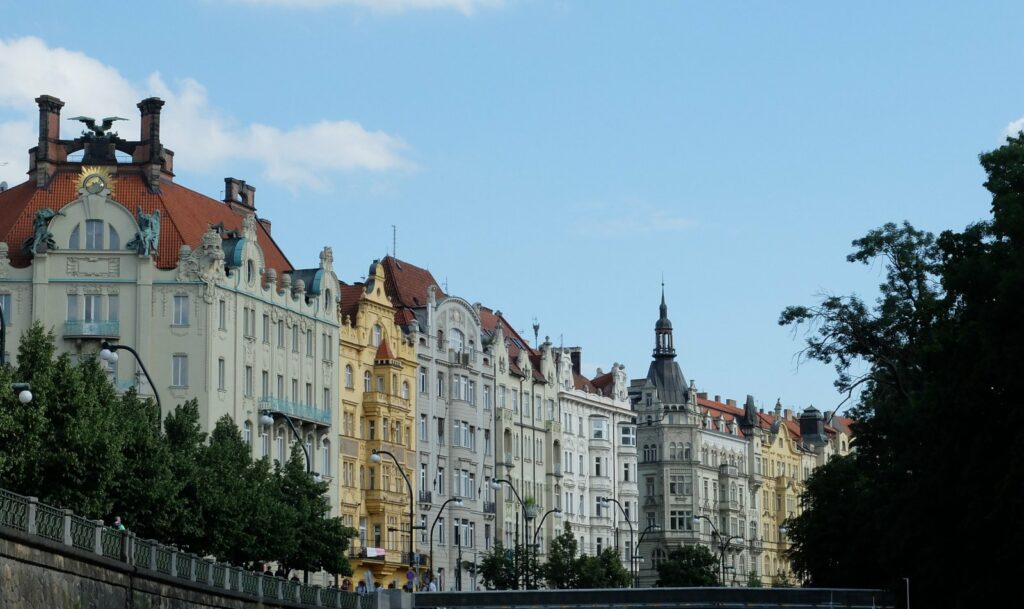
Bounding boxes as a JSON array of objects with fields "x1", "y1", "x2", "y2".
[
  {"x1": 1005, "y1": 116, "x2": 1024, "y2": 140},
  {"x1": 573, "y1": 206, "x2": 697, "y2": 238},
  {"x1": 231, "y1": 0, "x2": 504, "y2": 16},
  {"x1": 0, "y1": 36, "x2": 411, "y2": 191}
]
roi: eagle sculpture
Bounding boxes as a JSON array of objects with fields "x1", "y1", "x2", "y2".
[{"x1": 67, "y1": 116, "x2": 127, "y2": 137}]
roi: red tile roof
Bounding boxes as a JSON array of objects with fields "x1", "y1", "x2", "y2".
[
  {"x1": 380, "y1": 255, "x2": 443, "y2": 308},
  {"x1": 339, "y1": 282, "x2": 365, "y2": 323},
  {"x1": 573, "y1": 372, "x2": 597, "y2": 392},
  {"x1": 0, "y1": 166, "x2": 292, "y2": 273},
  {"x1": 375, "y1": 339, "x2": 395, "y2": 362}
]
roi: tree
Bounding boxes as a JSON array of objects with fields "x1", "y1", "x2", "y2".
[
  {"x1": 746, "y1": 570, "x2": 762, "y2": 588},
  {"x1": 655, "y1": 545, "x2": 718, "y2": 587},
  {"x1": 780, "y1": 134, "x2": 1024, "y2": 608},
  {"x1": 575, "y1": 547, "x2": 631, "y2": 589},
  {"x1": 543, "y1": 522, "x2": 580, "y2": 589},
  {"x1": 478, "y1": 541, "x2": 517, "y2": 590}
]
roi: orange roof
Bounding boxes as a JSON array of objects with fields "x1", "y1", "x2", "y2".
[
  {"x1": 0, "y1": 166, "x2": 292, "y2": 273},
  {"x1": 375, "y1": 339, "x2": 395, "y2": 362},
  {"x1": 381, "y1": 255, "x2": 443, "y2": 308},
  {"x1": 339, "y1": 281, "x2": 365, "y2": 322}
]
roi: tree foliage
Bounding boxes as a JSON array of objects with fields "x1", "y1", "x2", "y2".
[
  {"x1": 543, "y1": 522, "x2": 580, "y2": 589},
  {"x1": 576, "y1": 547, "x2": 631, "y2": 589},
  {"x1": 0, "y1": 325, "x2": 354, "y2": 575},
  {"x1": 780, "y1": 134, "x2": 1024, "y2": 608},
  {"x1": 655, "y1": 544, "x2": 718, "y2": 587}
]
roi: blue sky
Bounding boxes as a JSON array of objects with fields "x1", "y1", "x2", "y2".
[{"x1": 2, "y1": 1, "x2": 1020, "y2": 413}]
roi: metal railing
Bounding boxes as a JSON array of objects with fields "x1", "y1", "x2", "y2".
[
  {"x1": 258, "y1": 396, "x2": 331, "y2": 425},
  {"x1": 0, "y1": 486, "x2": 362, "y2": 608},
  {"x1": 63, "y1": 319, "x2": 120, "y2": 338}
]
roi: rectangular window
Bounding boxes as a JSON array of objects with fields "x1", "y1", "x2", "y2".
[
  {"x1": 323, "y1": 387, "x2": 330, "y2": 409},
  {"x1": 0, "y1": 293, "x2": 11, "y2": 325},
  {"x1": 173, "y1": 295, "x2": 189, "y2": 325},
  {"x1": 172, "y1": 354, "x2": 188, "y2": 387},
  {"x1": 485, "y1": 429, "x2": 492, "y2": 455},
  {"x1": 498, "y1": 385, "x2": 506, "y2": 408},
  {"x1": 277, "y1": 375, "x2": 284, "y2": 398},
  {"x1": 592, "y1": 418, "x2": 608, "y2": 439},
  {"x1": 669, "y1": 510, "x2": 693, "y2": 531},
  {"x1": 217, "y1": 358, "x2": 226, "y2": 390},
  {"x1": 484, "y1": 385, "x2": 492, "y2": 409},
  {"x1": 107, "y1": 294, "x2": 119, "y2": 322},
  {"x1": 437, "y1": 372, "x2": 444, "y2": 397},
  {"x1": 277, "y1": 320, "x2": 285, "y2": 347},
  {"x1": 244, "y1": 366, "x2": 253, "y2": 396},
  {"x1": 83, "y1": 294, "x2": 101, "y2": 322},
  {"x1": 306, "y1": 383, "x2": 313, "y2": 406},
  {"x1": 419, "y1": 367, "x2": 428, "y2": 393},
  {"x1": 85, "y1": 219, "x2": 104, "y2": 250},
  {"x1": 291, "y1": 379, "x2": 299, "y2": 402},
  {"x1": 263, "y1": 314, "x2": 270, "y2": 342},
  {"x1": 306, "y1": 329, "x2": 314, "y2": 356},
  {"x1": 621, "y1": 426, "x2": 636, "y2": 446},
  {"x1": 419, "y1": 414, "x2": 427, "y2": 442},
  {"x1": 67, "y1": 294, "x2": 80, "y2": 321},
  {"x1": 623, "y1": 462, "x2": 630, "y2": 482},
  {"x1": 291, "y1": 325, "x2": 299, "y2": 352},
  {"x1": 218, "y1": 300, "x2": 226, "y2": 330},
  {"x1": 437, "y1": 417, "x2": 446, "y2": 445},
  {"x1": 262, "y1": 371, "x2": 270, "y2": 399}
]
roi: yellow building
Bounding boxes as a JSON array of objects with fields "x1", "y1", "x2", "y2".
[
  {"x1": 756, "y1": 401, "x2": 853, "y2": 586},
  {"x1": 338, "y1": 260, "x2": 419, "y2": 588}
]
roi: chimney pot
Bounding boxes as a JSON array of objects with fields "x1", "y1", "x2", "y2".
[
  {"x1": 714, "y1": 395, "x2": 721, "y2": 403},
  {"x1": 726, "y1": 398, "x2": 737, "y2": 407}
]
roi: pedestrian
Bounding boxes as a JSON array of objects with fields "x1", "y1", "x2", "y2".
[
  {"x1": 356, "y1": 580, "x2": 367, "y2": 595},
  {"x1": 427, "y1": 576, "x2": 437, "y2": 592},
  {"x1": 341, "y1": 579, "x2": 351, "y2": 592},
  {"x1": 113, "y1": 516, "x2": 126, "y2": 531}
]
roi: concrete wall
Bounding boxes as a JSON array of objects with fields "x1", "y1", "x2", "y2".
[{"x1": 1, "y1": 526, "x2": 320, "y2": 609}]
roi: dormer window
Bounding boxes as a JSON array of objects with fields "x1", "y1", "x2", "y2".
[
  {"x1": 372, "y1": 324, "x2": 382, "y2": 347},
  {"x1": 246, "y1": 260, "x2": 255, "y2": 284}
]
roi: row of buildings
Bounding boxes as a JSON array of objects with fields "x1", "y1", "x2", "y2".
[{"x1": 0, "y1": 95, "x2": 852, "y2": 590}]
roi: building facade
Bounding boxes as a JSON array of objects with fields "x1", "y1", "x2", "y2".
[
  {"x1": 379, "y1": 257, "x2": 496, "y2": 592},
  {"x1": 0, "y1": 95, "x2": 340, "y2": 514},
  {"x1": 630, "y1": 292, "x2": 762, "y2": 587},
  {"x1": 337, "y1": 260, "x2": 419, "y2": 588}
]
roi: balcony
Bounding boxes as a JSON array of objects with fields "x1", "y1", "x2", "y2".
[
  {"x1": 258, "y1": 397, "x2": 330, "y2": 426},
  {"x1": 418, "y1": 491, "x2": 432, "y2": 505},
  {"x1": 550, "y1": 464, "x2": 563, "y2": 478},
  {"x1": 483, "y1": 501, "x2": 496, "y2": 515},
  {"x1": 545, "y1": 420, "x2": 562, "y2": 434},
  {"x1": 64, "y1": 320, "x2": 119, "y2": 339}
]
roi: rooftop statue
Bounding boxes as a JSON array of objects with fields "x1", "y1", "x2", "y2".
[{"x1": 67, "y1": 116, "x2": 126, "y2": 139}]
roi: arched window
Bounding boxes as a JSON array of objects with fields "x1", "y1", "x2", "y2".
[
  {"x1": 260, "y1": 425, "x2": 270, "y2": 457},
  {"x1": 321, "y1": 439, "x2": 331, "y2": 476},
  {"x1": 372, "y1": 324, "x2": 382, "y2": 347},
  {"x1": 401, "y1": 381, "x2": 410, "y2": 400},
  {"x1": 109, "y1": 226, "x2": 120, "y2": 250},
  {"x1": 449, "y1": 328, "x2": 465, "y2": 352},
  {"x1": 683, "y1": 442, "x2": 692, "y2": 460},
  {"x1": 276, "y1": 428, "x2": 287, "y2": 464},
  {"x1": 345, "y1": 365, "x2": 354, "y2": 389},
  {"x1": 69, "y1": 225, "x2": 80, "y2": 249},
  {"x1": 363, "y1": 371, "x2": 371, "y2": 392},
  {"x1": 652, "y1": 548, "x2": 666, "y2": 568},
  {"x1": 669, "y1": 443, "x2": 677, "y2": 460},
  {"x1": 324, "y1": 289, "x2": 332, "y2": 310}
]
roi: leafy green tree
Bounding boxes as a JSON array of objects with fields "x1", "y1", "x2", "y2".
[
  {"x1": 780, "y1": 134, "x2": 1024, "y2": 608},
  {"x1": 655, "y1": 545, "x2": 718, "y2": 587},
  {"x1": 576, "y1": 547, "x2": 631, "y2": 589},
  {"x1": 159, "y1": 400, "x2": 207, "y2": 552},
  {"x1": 543, "y1": 522, "x2": 580, "y2": 589},
  {"x1": 479, "y1": 541, "x2": 517, "y2": 590},
  {"x1": 745, "y1": 570, "x2": 762, "y2": 588}
]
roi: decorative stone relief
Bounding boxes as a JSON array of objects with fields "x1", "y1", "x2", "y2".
[
  {"x1": 176, "y1": 229, "x2": 226, "y2": 303},
  {"x1": 66, "y1": 256, "x2": 120, "y2": 278},
  {"x1": 0, "y1": 242, "x2": 10, "y2": 277}
]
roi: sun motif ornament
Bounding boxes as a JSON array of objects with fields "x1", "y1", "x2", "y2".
[{"x1": 77, "y1": 166, "x2": 115, "y2": 196}]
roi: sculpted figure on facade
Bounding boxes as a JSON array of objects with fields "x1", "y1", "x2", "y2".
[
  {"x1": 22, "y1": 208, "x2": 64, "y2": 256},
  {"x1": 127, "y1": 206, "x2": 161, "y2": 256}
]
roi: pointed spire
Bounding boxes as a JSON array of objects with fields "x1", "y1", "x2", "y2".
[{"x1": 654, "y1": 285, "x2": 676, "y2": 357}]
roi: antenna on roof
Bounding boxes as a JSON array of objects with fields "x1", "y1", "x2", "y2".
[
  {"x1": 532, "y1": 318, "x2": 540, "y2": 348},
  {"x1": 443, "y1": 276, "x2": 448, "y2": 293},
  {"x1": 392, "y1": 224, "x2": 396, "y2": 259}
]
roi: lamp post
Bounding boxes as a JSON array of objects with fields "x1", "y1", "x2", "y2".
[
  {"x1": 598, "y1": 496, "x2": 635, "y2": 587},
  {"x1": 634, "y1": 523, "x2": 661, "y2": 587},
  {"x1": 1, "y1": 303, "x2": 34, "y2": 403},
  {"x1": 530, "y1": 508, "x2": 562, "y2": 589},
  {"x1": 260, "y1": 410, "x2": 312, "y2": 473},
  {"x1": 693, "y1": 514, "x2": 742, "y2": 586},
  {"x1": 371, "y1": 449, "x2": 416, "y2": 572},
  {"x1": 100, "y1": 341, "x2": 160, "y2": 412},
  {"x1": 777, "y1": 525, "x2": 790, "y2": 586},
  {"x1": 429, "y1": 497, "x2": 463, "y2": 587},
  {"x1": 492, "y1": 479, "x2": 531, "y2": 589}
]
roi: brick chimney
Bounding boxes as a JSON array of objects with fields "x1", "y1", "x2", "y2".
[
  {"x1": 258, "y1": 218, "x2": 272, "y2": 235},
  {"x1": 134, "y1": 97, "x2": 172, "y2": 191},
  {"x1": 30, "y1": 95, "x2": 66, "y2": 187},
  {"x1": 224, "y1": 177, "x2": 256, "y2": 213}
]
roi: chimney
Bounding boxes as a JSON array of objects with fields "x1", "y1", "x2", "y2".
[
  {"x1": 714, "y1": 394, "x2": 721, "y2": 403},
  {"x1": 726, "y1": 398, "x2": 737, "y2": 407},
  {"x1": 569, "y1": 347, "x2": 582, "y2": 376},
  {"x1": 135, "y1": 97, "x2": 170, "y2": 191},
  {"x1": 784, "y1": 409, "x2": 793, "y2": 420},
  {"x1": 697, "y1": 392, "x2": 708, "y2": 400},
  {"x1": 224, "y1": 177, "x2": 256, "y2": 213},
  {"x1": 258, "y1": 218, "x2": 272, "y2": 235},
  {"x1": 32, "y1": 95, "x2": 66, "y2": 187}
]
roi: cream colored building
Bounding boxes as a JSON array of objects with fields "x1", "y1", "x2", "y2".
[{"x1": 0, "y1": 95, "x2": 340, "y2": 513}]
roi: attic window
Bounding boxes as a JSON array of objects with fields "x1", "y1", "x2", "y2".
[{"x1": 246, "y1": 260, "x2": 255, "y2": 284}]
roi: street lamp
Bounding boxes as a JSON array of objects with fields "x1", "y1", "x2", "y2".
[
  {"x1": 100, "y1": 342, "x2": 160, "y2": 412},
  {"x1": 491, "y1": 479, "x2": 532, "y2": 589},
  {"x1": 598, "y1": 496, "x2": 635, "y2": 588},
  {"x1": 371, "y1": 449, "x2": 416, "y2": 572},
  {"x1": 693, "y1": 514, "x2": 743, "y2": 586},
  {"x1": 530, "y1": 507, "x2": 562, "y2": 589},
  {"x1": 429, "y1": 497, "x2": 463, "y2": 587},
  {"x1": 1, "y1": 304, "x2": 32, "y2": 403},
  {"x1": 634, "y1": 523, "x2": 661, "y2": 587},
  {"x1": 260, "y1": 409, "x2": 314, "y2": 474}
]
